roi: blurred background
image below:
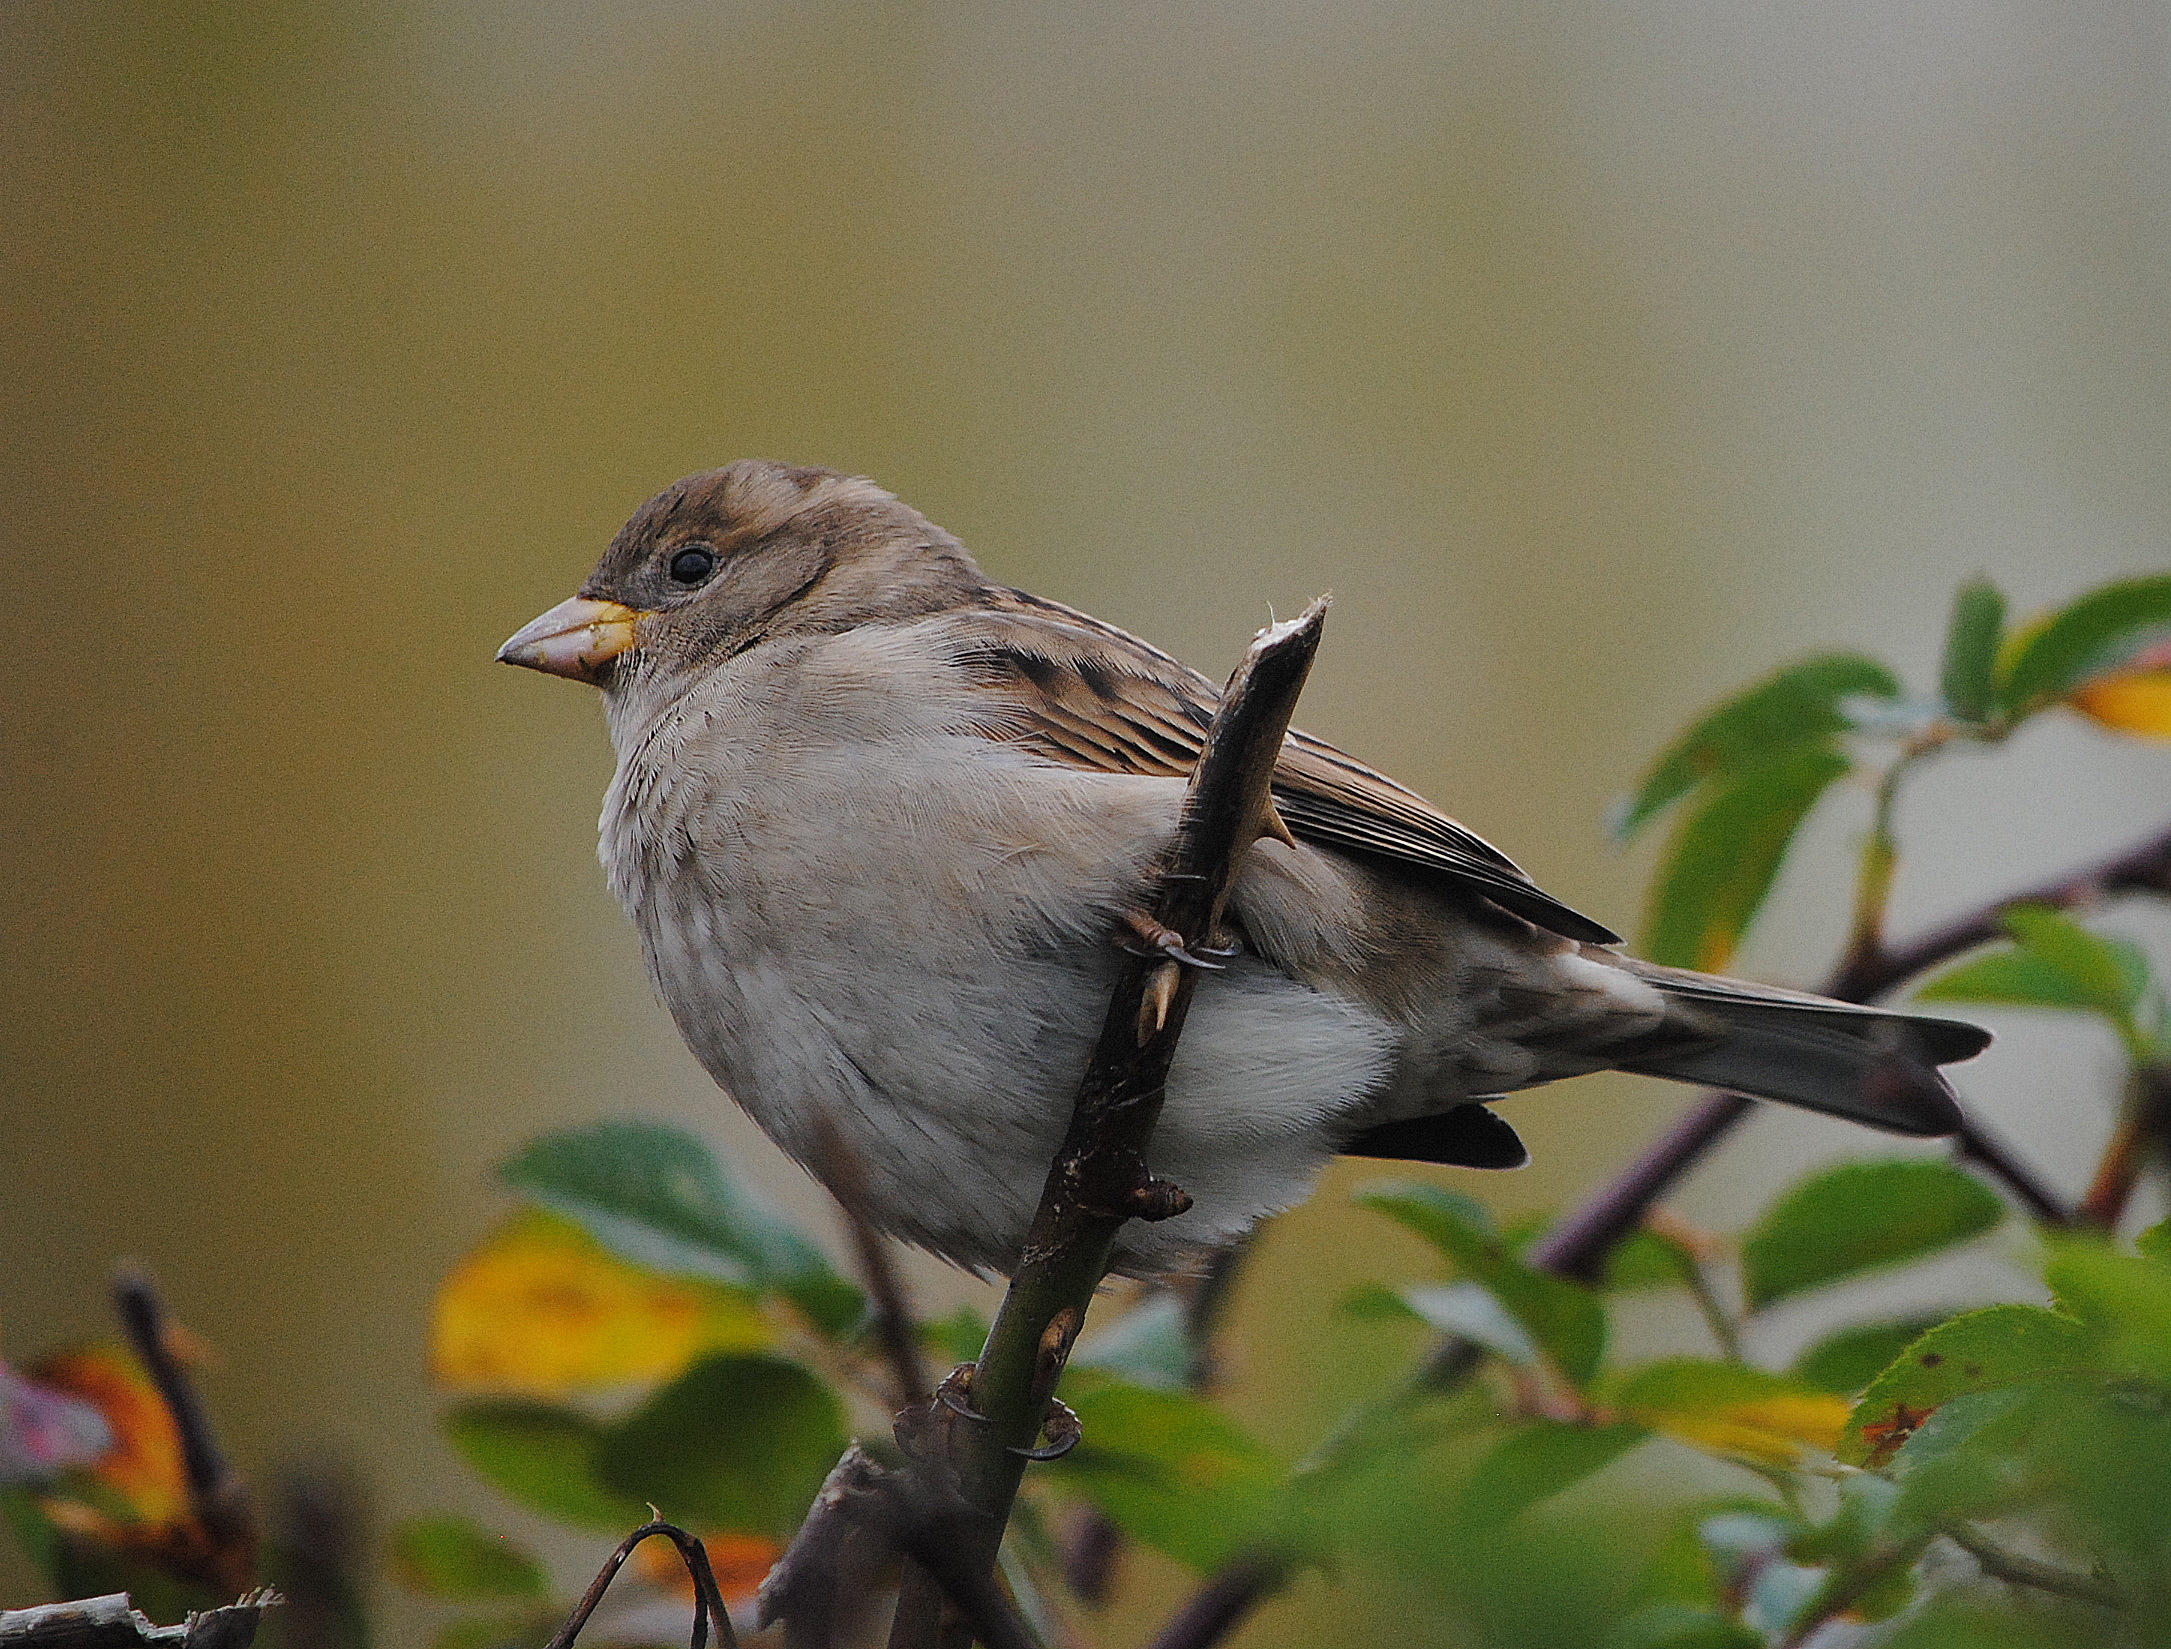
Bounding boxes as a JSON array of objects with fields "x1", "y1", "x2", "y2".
[{"x1": 5, "y1": 0, "x2": 2168, "y2": 1641}]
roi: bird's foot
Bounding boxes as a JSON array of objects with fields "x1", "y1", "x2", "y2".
[
  {"x1": 1116, "y1": 909, "x2": 1224, "y2": 971},
  {"x1": 929, "y1": 1365, "x2": 1083, "y2": 1460}
]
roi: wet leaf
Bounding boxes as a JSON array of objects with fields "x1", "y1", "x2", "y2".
[
  {"x1": 1642, "y1": 747, "x2": 1853, "y2": 972},
  {"x1": 1739, "y1": 1159, "x2": 2003, "y2": 1310},
  {"x1": 1615, "y1": 1360, "x2": 1850, "y2": 1466},
  {"x1": 1614, "y1": 653, "x2": 1899, "y2": 841},
  {"x1": 1049, "y1": 1384, "x2": 1283, "y2": 1572},
  {"x1": 1938, "y1": 578, "x2": 2007, "y2": 724},
  {"x1": 1455, "y1": 1421, "x2": 1648, "y2": 1529},
  {"x1": 1792, "y1": 1317, "x2": 1949, "y2": 1395},
  {"x1": 1398, "y1": 1282, "x2": 1542, "y2": 1366},
  {"x1": 1997, "y1": 573, "x2": 2171, "y2": 715},
  {"x1": 499, "y1": 1122, "x2": 863, "y2": 1333},
  {"x1": 595, "y1": 1354, "x2": 845, "y2": 1538},
  {"x1": 1070, "y1": 1294, "x2": 1190, "y2": 1390},
  {"x1": 431, "y1": 1210, "x2": 771, "y2": 1394},
  {"x1": 1357, "y1": 1181, "x2": 1607, "y2": 1387},
  {"x1": 1839, "y1": 1305, "x2": 2090, "y2": 1467},
  {"x1": 390, "y1": 1514, "x2": 547, "y2": 1601},
  {"x1": 441, "y1": 1401, "x2": 648, "y2": 1530}
]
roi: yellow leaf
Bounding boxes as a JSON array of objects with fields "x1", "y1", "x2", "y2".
[
  {"x1": 432, "y1": 1211, "x2": 771, "y2": 1393},
  {"x1": 2070, "y1": 669, "x2": 2171, "y2": 739},
  {"x1": 1647, "y1": 1392, "x2": 1850, "y2": 1467}
]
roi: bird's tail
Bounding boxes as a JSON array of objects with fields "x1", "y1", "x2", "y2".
[{"x1": 1613, "y1": 961, "x2": 1991, "y2": 1137}]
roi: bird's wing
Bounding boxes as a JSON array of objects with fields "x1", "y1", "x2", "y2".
[{"x1": 945, "y1": 589, "x2": 1621, "y2": 945}]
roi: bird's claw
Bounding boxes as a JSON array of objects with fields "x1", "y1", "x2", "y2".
[
  {"x1": 927, "y1": 1367, "x2": 1081, "y2": 1460},
  {"x1": 1117, "y1": 910, "x2": 1225, "y2": 970},
  {"x1": 934, "y1": 1364, "x2": 991, "y2": 1423},
  {"x1": 1008, "y1": 1397, "x2": 1081, "y2": 1461}
]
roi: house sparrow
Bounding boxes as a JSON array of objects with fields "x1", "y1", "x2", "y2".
[{"x1": 499, "y1": 461, "x2": 1989, "y2": 1276}]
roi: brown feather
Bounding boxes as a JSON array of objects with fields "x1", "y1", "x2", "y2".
[{"x1": 950, "y1": 589, "x2": 1621, "y2": 945}]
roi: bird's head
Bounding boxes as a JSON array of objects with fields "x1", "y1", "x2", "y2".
[{"x1": 496, "y1": 460, "x2": 986, "y2": 694}]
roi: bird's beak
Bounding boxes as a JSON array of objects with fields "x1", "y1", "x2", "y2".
[{"x1": 496, "y1": 597, "x2": 640, "y2": 684}]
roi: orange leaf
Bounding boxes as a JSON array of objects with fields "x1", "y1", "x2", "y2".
[
  {"x1": 30, "y1": 1348, "x2": 188, "y2": 1527},
  {"x1": 431, "y1": 1210, "x2": 772, "y2": 1393},
  {"x1": 635, "y1": 1529, "x2": 780, "y2": 1604}
]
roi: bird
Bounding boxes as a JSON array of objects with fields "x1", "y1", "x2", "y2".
[{"x1": 498, "y1": 460, "x2": 1990, "y2": 1277}]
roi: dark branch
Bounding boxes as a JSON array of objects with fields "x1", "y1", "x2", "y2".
[
  {"x1": 542, "y1": 1521, "x2": 737, "y2": 1649},
  {"x1": 111, "y1": 1272, "x2": 256, "y2": 1597},
  {"x1": 881, "y1": 599, "x2": 1331, "y2": 1648}
]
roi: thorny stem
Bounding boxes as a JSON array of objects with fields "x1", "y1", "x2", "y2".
[{"x1": 880, "y1": 599, "x2": 1331, "y2": 1649}]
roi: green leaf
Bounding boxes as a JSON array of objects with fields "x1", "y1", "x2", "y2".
[
  {"x1": 1049, "y1": 1385, "x2": 1283, "y2": 1572},
  {"x1": 1398, "y1": 1282, "x2": 1542, "y2": 1366},
  {"x1": 1355, "y1": 1180, "x2": 1498, "y2": 1255},
  {"x1": 1356, "y1": 1181, "x2": 1608, "y2": 1387},
  {"x1": 1998, "y1": 573, "x2": 2171, "y2": 714},
  {"x1": 2044, "y1": 1240, "x2": 2171, "y2": 1383},
  {"x1": 920, "y1": 1306, "x2": 990, "y2": 1367},
  {"x1": 1600, "y1": 1225, "x2": 1702, "y2": 1293},
  {"x1": 1938, "y1": 578, "x2": 2007, "y2": 723},
  {"x1": 1642, "y1": 746, "x2": 1853, "y2": 972},
  {"x1": 2137, "y1": 1219, "x2": 2171, "y2": 1269},
  {"x1": 1604, "y1": 1604, "x2": 1763, "y2": 1649},
  {"x1": 1792, "y1": 1317, "x2": 1949, "y2": 1395},
  {"x1": 441, "y1": 1401, "x2": 649, "y2": 1530},
  {"x1": 389, "y1": 1515, "x2": 548, "y2": 1601},
  {"x1": 1454, "y1": 1421, "x2": 1648, "y2": 1529},
  {"x1": 1839, "y1": 1304, "x2": 2091, "y2": 1466},
  {"x1": 1070, "y1": 1295, "x2": 1191, "y2": 1390},
  {"x1": 498, "y1": 1122, "x2": 863, "y2": 1333},
  {"x1": 1615, "y1": 653, "x2": 1900, "y2": 841},
  {"x1": 1884, "y1": 1385, "x2": 2039, "y2": 1530},
  {"x1": 431, "y1": 1614, "x2": 555, "y2": 1649},
  {"x1": 1739, "y1": 1159, "x2": 2004, "y2": 1311},
  {"x1": 594, "y1": 1353, "x2": 846, "y2": 1538},
  {"x1": 1919, "y1": 906, "x2": 2150, "y2": 1047}
]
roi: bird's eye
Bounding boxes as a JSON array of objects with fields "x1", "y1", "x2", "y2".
[{"x1": 668, "y1": 546, "x2": 718, "y2": 585}]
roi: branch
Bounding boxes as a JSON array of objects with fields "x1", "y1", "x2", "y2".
[
  {"x1": 882, "y1": 599, "x2": 1330, "y2": 1647},
  {"x1": 542, "y1": 1521, "x2": 737, "y2": 1649},
  {"x1": 1941, "y1": 1521, "x2": 2124, "y2": 1610},
  {"x1": 111, "y1": 1272, "x2": 256, "y2": 1597},
  {"x1": 0, "y1": 1592, "x2": 278, "y2": 1649},
  {"x1": 1827, "y1": 817, "x2": 2171, "y2": 1002}
]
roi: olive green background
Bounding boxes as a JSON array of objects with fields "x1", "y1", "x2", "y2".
[{"x1": 5, "y1": 2, "x2": 2168, "y2": 1642}]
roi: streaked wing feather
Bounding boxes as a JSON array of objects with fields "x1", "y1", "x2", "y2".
[{"x1": 950, "y1": 590, "x2": 1622, "y2": 945}]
